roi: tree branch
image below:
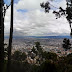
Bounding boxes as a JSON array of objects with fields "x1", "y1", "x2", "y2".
[{"x1": 3, "y1": 0, "x2": 13, "y2": 17}]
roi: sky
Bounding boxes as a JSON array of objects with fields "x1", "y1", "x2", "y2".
[{"x1": 4, "y1": 0, "x2": 70, "y2": 36}]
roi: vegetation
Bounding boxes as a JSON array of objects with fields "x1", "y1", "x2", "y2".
[
  {"x1": 12, "y1": 51, "x2": 27, "y2": 61},
  {"x1": 3, "y1": 41, "x2": 72, "y2": 72},
  {"x1": 0, "y1": 0, "x2": 14, "y2": 72},
  {"x1": 62, "y1": 38, "x2": 71, "y2": 50},
  {"x1": 0, "y1": 1, "x2": 5, "y2": 72},
  {"x1": 4, "y1": 48, "x2": 72, "y2": 72},
  {"x1": 7, "y1": 0, "x2": 14, "y2": 72}
]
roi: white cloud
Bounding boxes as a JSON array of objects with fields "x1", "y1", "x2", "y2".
[
  {"x1": 4, "y1": 0, "x2": 71, "y2": 36},
  {"x1": 15, "y1": 0, "x2": 48, "y2": 10}
]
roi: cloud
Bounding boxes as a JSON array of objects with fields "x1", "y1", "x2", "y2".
[
  {"x1": 4, "y1": 0, "x2": 70, "y2": 36},
  {"x1": 15, "y1": 0, "x2": 48, "y2": 10}
]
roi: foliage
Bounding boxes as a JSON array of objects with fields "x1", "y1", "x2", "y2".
[
  {"x1": 62, "y1": 38, "x2": 71, "y2": 50},
  {"x1": 11, "y1": 61, "x2": 32, "y2": 72},
  {"x1": 31, "y1": 46, "x2": 37, "y2": 55},
  {"x1": 3, "y1": 41, "x2": 72, "y2": 72},
  {"x1": 31, "y1": 42, "x2": 43, "y2": 57},
  {"x1": 3, "y1": 51, "x2": 72, "y2": 72},
  {"x1": 39, "y1": 60, "x2": 57, "y2": 72},
  {"x1": 12, "y1": 51, "x2": 27, "y2": 61},
  {"x1": 42, "y1": 51, "x2": 57, "y2": 61},
  {"x1": 35, "y1": 42, "x2": 42, "y2": 51},
  {"x1": 31, "y1": 42, "x2": 58, "y2": 65}
]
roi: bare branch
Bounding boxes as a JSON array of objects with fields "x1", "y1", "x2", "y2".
[{"x1": 3, "y1": 0, "x2": 13, "y2": 17}]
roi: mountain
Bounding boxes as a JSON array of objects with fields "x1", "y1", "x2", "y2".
[{"x1": 5, "y1": 36, "x2": 72, "y2": 39}]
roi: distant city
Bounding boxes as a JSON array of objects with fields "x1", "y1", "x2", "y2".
[{"x1": 5, "y1": 36, "x2": 72, "y2": 57}]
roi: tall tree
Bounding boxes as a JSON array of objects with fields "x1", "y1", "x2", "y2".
[
  {"x1": 7, "y1": 0, "x2": 14, "y2": 72},
  {"x1": 0, "y1": 0, "x2": 4, "y2": 72}
]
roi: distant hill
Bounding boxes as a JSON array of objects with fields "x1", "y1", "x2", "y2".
[{"x1": 5, "y1": 36, "x2": 72, "y2": 39}]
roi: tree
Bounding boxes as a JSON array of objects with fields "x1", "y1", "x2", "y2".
[
  {"x1": 62, "y1": 38, "x2": 71, "y2": 50},
  {"x1": 0, "y1": 0, "x2": 12, "y2": 72},
  {"x1": 42, "y1": 52, "x2": 57, "y2": 61},
  {"x1": 35, "y1": 42, "x2": 43, "y2": 53},
  {"x1": 0, "y1": 0, "x2": 14, "y2": 72},
  {"x1": 7, "y1": 0, "x2": 14, "y2": 72},
  {"x1": 31, "y1": 46, "x2": 37, "y2": 55},
  {"x1": 40, "y1": 0, "x2": 72, "y2": 36},
  {"x1": 12, "y1": 51, "x2": 22, "y2": 61},
  {"x1": 0, "y1": 0, "x2": 4, "y2": 72},
  {"x1": 39, "y1": 60, "x2": 56, "y2": 72},
  {"x1": 12, "y1": 51, "x2": 27, "y2": 61}
]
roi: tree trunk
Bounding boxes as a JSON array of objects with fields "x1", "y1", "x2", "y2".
[
  {"x1": 0, "y1": 0, "x2": 4, "y2": 72},
  {"x1": 7, "y1": 0, "x2": 14, "y2": 72}
]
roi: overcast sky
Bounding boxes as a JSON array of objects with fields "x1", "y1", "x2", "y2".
[{"x1": 4, "y1": 0, "x2": 70, "y2": 36}]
